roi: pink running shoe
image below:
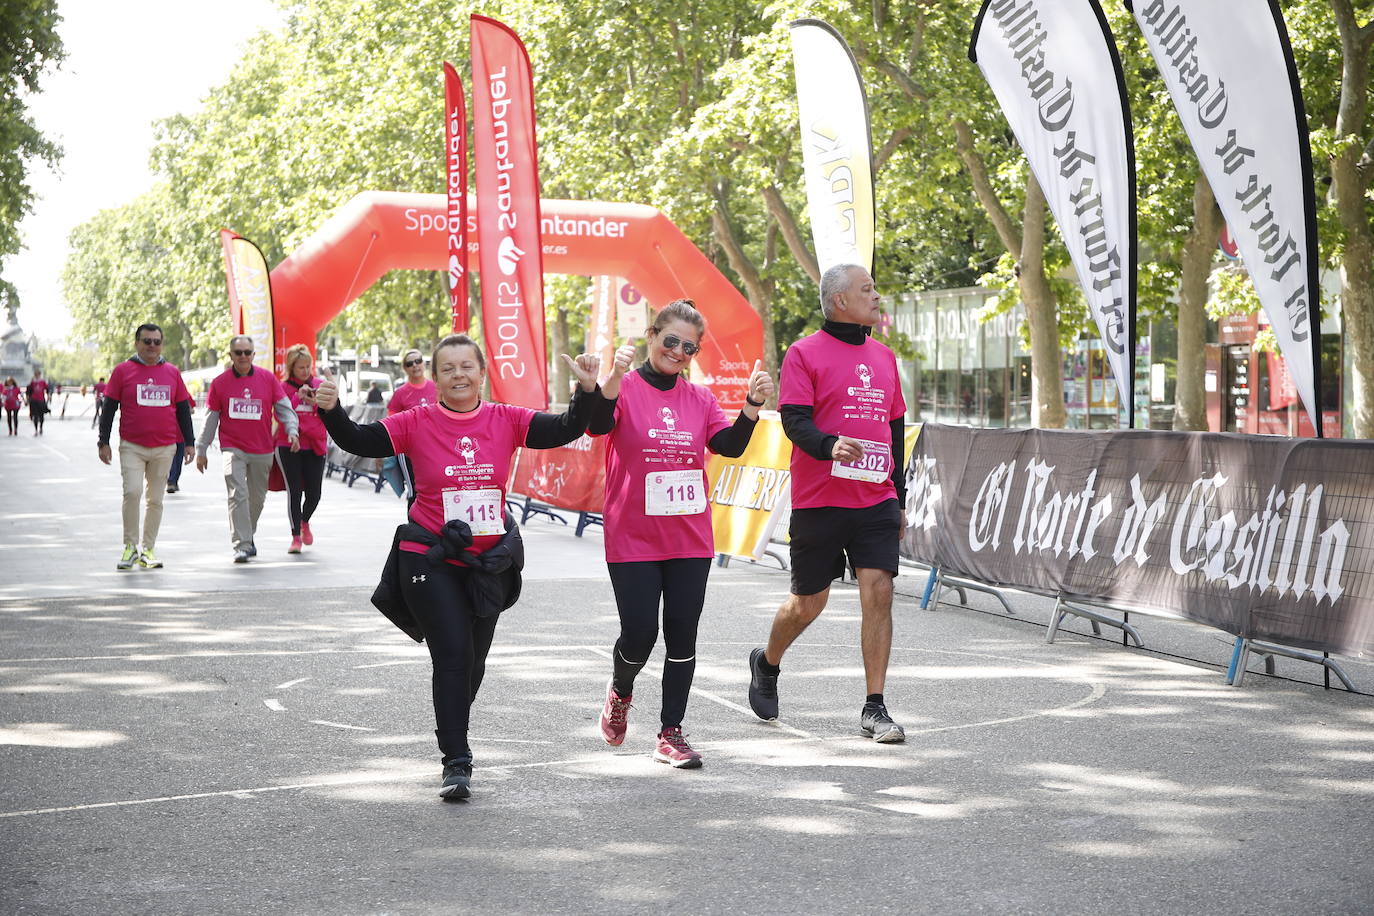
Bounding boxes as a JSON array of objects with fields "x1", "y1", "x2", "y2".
[
  {"x1": 653, "y1": 726, "x2": 702, "y2": 769},
  {"x1": 598, "y1": 680, "x2": 632, "y2": 746},
  {"x1": 301, "y1": 521, "x2": 314, "y2": 546},
  {"x1": 288, "y1": 536, "x2": 303, "y2": 554}
]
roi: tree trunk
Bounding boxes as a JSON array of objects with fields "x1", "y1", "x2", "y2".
[
  {"x1": 1332, "y1": 0, "x2": 1374, "y2": 436},
  {"x1": 761, "y1": 184, "x2": 819, "y2": 284},
  {"x1": 1019, "y1": 172, "x2": 1066, "y2": 428},
  {"x1": 550, "y1": 306, "x2": 571, "y2": 405},
  {"x1": 711, "y1": 197, "x2": 778, "y2": 403},
  {"x1": 1175, "y1": 173, "x2": 1222, "y2": 430}
]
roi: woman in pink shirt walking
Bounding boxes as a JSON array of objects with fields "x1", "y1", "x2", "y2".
[
  {"x1": 589, "y1": 299, "x2": 774, "y2": 768},
  {"x1": 312, "y1": 333, "x2": 601, "y2": 800}
]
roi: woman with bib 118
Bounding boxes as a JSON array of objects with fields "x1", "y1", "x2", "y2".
[{"x1": 589, "y1": 299, "x2": 774, "y2": 768}]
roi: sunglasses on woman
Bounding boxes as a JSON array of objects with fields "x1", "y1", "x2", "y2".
[{"x1": 660, "y1": 334, "x2": 700, "y2": 356}]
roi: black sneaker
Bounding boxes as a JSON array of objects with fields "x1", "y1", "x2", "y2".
[
  {"x1": 439, "y1": 762, "x2": 472, "y2": 800},
  {"x1": 860, "y1": 702, "x2": 905, "y2": 743},
  {"x1": 748, "y1": 648, "x2": 779, "y2": 721}
]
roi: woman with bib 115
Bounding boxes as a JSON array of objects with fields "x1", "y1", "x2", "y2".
[
  {"x1": 311, "y1": 334, "x2": 601, "y2": 800},
  {"x1": 589, "y1": 299, "x2": 774, "y2": 768}
]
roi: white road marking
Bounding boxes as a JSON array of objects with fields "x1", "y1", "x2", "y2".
[
  {"x1": 35, "y1": 443, "x2": 71, "y2": 464},
  {"x1": 264, "y1": 699, "x2": 285, "y2": 712},
  {"x1": 351, "y1": 660, "x2": 426, "y2": 669},
  {"x1": 274, "y1": 677, "x2": 312, "y2": 689},
  {"x1": 308, "y1": 720, "x2": 375, "y2": 732}
]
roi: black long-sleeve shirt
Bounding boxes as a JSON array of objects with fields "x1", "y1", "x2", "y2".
[
  {"x1": 320, "y1": 386, "x2": 597, "y2": 459},
  {"x1": 587, "y1": 365, "x2": 757, "y2": 457},
  {"x1": 779, "y1": 320, "x2": 906, "y2": 506}
]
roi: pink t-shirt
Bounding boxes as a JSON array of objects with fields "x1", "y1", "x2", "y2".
[
  {"x1": 779, "y1": 330, "x2": 906, "y2": 510},
  {"x1": 381, "y1": 401, "x2": 535, "y2": 556},
  {"x1": 93, "y1": 382, "x2": 107, "y2": 398},
  {"x1": 26, "y1": 379, "x2": 49, "y2": 402},
  {"x1": 596, "y1": 371, "x2": 731, "y2": 563},
  {"x1": 2, "y1": 385, "x2": 20, "y2": 410},
  {"x1": 104, "y1": 359, "x2": 191, "y2": 448},
  {"x1": 277, "y1": 377, "x2": 328, "y2": 454},
  {"x1": 388, "y1": 379, "x2": 438, "y2": 415},
  {"x1": 207, "y1": 367, "x2": 287, "y2": 455}
]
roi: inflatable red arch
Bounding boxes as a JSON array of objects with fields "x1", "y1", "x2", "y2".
[{"x1": 267, "y1": 192, "x2": 762, "y2": 408}]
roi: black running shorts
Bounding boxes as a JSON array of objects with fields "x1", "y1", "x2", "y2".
[{"x1": 788, "y1": 498, "x2": 901, "y2": 596}]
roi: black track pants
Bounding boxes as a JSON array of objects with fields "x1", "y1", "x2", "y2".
[
  {"x1": 399, "y1": 550, "x2": 500, "y2": 766},
  {"x1": 276, "y1": 446, "x2": 325, "y2": 536},
  {"x1": 606, "y1": 558, "x2": 711, "y2": 730}
]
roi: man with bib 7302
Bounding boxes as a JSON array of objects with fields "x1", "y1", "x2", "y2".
[{"x1": 747, "y1": 264, "x2": 909, "y2": 743}]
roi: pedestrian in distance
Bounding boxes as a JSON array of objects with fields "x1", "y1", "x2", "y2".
[
  {"x1": 90, "y1": 377, "x2": 107, "y2": 429},
  {"x1": 277, "y1": 343, "x2": 328, "y2": 554},
  {"x1": 747, "y1": 263, "x2": 909, "y2": 743},
  {"x1": 96, "y1": 323, "x2": 197, "y2": 570},
  {"x1": 365, "y1": 381, "x2": 384, "y2": 404},
  {"x1": 590, "y1": 299, "x2": 775, "y2": 768},
  {"x1": 3, "y1": 376, "x2": 21, "y2": 436},
  {"x1": 165, "y1": 397, "x2": 193, "y2": 495},
  {"x1": 388, "y1": 347, "x2": 438, "y2": 507},
  {"x1": 312, "y1": 333, "x2": 601, "y2": 801},
  {"x1": 25, "y1": 369, "x2": 49, "y2": 436},
  {"x1": 195, "y1": 336, "x2": 300, "y2": 563}
]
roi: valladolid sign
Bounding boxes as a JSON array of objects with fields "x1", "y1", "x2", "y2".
[{"x1": 903, "y1": 426, "x2": 1373, "y2": 658}]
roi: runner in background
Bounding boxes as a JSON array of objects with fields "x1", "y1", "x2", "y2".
[
  {"x1": 277, "y1": 344, "x2": 328, "y2": 554},
  {"x1": 3, "y1": 377, "x2": 21, "y2": 436},
  {"x1": 589, "y1": 299, "x2": 774, "y2": 769},
  {"x1": 25, "y1": 369, "x2": 48, "y2": 436},
  {"x1": 91, "y1": 377, "x2": 107, "y2": 429},
  {"x1": 313, "y1": 333, "x2": 601, "y2": 801},
  {"x1": 387, "y1": 347, "x2": 438, "y2": 507},
  {"x1": 747, "y1": 263, "x2": 909, "y2": 743},
  {"x1": 97, "y1": 323, "x2": 197, "y2": 570},
  {"x1": 195, "y1": 336, "x2": 300, "y2": 563}
]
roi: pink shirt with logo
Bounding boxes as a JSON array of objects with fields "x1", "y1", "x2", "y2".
[
  {"x1": 207, "y1": 367, "x2": 287, "y2": 455},
  {"x1": 779, "y1": 331, "x2": 906, "y2": 510},
  {"x1": 388, "y1": 379, "x2": 438, "y2": 415},
  {"x1": 277, "y1": 377, "x2": 328, "y2": 454},
  {"x1": 596, "y1": 370, "x2": 731, "y2": 563},
  {"x1": 26, "y1": 379, "x2": 49, "y2": 402},
  {"x1": 381, "y1": 401, "x2": 535, "y2": 556},
  {"x1": 104, "y1": 359, "x2": 191, "y2": 448},
  {"x1": 3, "y1": 385, "x2": 20, "y2": 410}
]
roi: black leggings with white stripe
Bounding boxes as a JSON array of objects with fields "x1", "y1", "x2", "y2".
[{"x1": 607, "y1": 558, "x2": 712, "y2": 730}]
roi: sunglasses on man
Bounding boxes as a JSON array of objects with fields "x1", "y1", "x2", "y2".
[
  {"x1": 231, "y1": 349, "x2": 254, "y2": 357},
  {"x1": 140, "y1": 338, "x2": 163, "y2": 346}
]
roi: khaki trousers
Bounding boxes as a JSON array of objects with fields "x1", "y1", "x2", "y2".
[
  {"x1": 119, "y1": 442, "x2": 176, "y2": 550},
  {"x1": 222, "y1": 448, "x2": 274, "y2": 550}
]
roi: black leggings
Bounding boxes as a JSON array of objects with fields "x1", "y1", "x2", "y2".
[
  {"x1": 29, "y1": 404, "x2": 45, "y2": 432},
  {"x1": 5, "y1": 408, "x2": 17, "y2": 434},
  {"x1": 607, "y1": 558, "x2": 712, "y2": 730},
  {"x1": 400, "y1": 550, "x2": 500, "y2": 766},
  {"x1": 276, "y1": 447, "x2": 325, "y2": 535}
]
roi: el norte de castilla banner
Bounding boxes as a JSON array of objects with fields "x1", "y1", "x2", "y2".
[
  {"x1": 971, "y1": 0, "x2": 1137, "y2": 421},
  {"x1": 1128, "y1": 0, "x2": 1323, "y2": 433},
  {"x1": 904, "y1": 425, "x2": 1374, "y2": 659}
]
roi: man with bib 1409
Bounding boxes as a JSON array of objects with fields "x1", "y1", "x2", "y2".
[
  {"x1": 196, "y1": 335, "x2": 300, "y2": 563},
  {"x1": 747, "y1": 263, "x2": 908, "y2": 742}
]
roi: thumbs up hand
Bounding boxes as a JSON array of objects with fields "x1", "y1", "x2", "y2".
[{"x1": 747, "y1": 359, "x2": 774, "y2": 408}]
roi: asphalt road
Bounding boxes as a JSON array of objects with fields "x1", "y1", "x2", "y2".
[{"x1": 2, "y1": 406, "x2": 1373, "y2": 914}]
